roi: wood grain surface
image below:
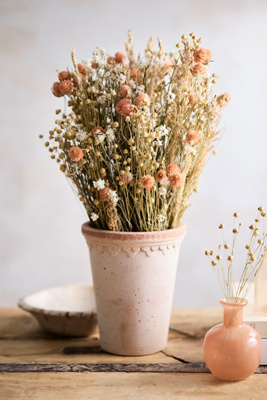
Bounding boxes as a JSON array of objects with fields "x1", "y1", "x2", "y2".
[{"x1": 0, "y1": 307, "x2": 266, "y2": 400}]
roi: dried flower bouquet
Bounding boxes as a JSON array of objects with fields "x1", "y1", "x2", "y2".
[{"x1": 42, "y1": 32, "x2": 229, "y2": 232}]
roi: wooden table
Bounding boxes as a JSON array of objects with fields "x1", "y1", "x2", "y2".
[{"x1": 0, "y1": 308, "x2": 266, "y2": 399}]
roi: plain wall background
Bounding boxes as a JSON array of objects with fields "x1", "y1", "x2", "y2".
[{"x1": 0, "y1": 0, "x2": 266, "y2": 307}]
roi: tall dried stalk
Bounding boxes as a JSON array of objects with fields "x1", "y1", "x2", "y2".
[{"x1": 206, "y1": 207, "x2": 267, "y2": 301}]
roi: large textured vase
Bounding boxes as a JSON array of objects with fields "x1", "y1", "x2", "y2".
[
  {"x1": 203, "y1": 298, "x2": 262, "y2": 381},
  {"x1": 82, "y1": 223, "x2": 187, "y2": 356}
]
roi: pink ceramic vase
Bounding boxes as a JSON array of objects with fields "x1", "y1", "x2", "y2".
[
  {"x1": 203, "y1": 298, "x2": 262, "y2": 381},
  {"x1": 82, "y1": 223, "x2": 187, "y2": 356}
]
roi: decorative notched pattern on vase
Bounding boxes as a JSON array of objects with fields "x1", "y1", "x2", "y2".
[{"x1": 87, "y1": 240, "x2": 183, "y2": 258}]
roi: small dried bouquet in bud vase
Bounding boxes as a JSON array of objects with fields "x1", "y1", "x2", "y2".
[
  {"x1": 41, "y1": 31, "x2": 230, "y2": 232},
  {"x1": 205, "y1": 207, "x2": 267, "y2": 302}
]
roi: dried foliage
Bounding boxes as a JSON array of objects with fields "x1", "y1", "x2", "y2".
[
  {"x1": 41, "y1": 32, "x2": 230, "y2": 232},
  {"x1": 205, "y1": 207, "x2": 267, "y2": 301}
]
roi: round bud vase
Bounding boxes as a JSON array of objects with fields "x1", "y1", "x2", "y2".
[
  {"x1": 82, "y1": 223, "x2": 187, "y2": 356},
  {"x1": 203, "y1": 298, "x2": 262, "y2": 381}
]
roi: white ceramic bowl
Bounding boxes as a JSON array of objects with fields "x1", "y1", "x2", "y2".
[{"x1": 18, "y1": 284, "x2": 97, "y2": 337}]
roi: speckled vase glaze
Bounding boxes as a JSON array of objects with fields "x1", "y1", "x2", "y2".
[
  {"x1": 82, "y1": 223, "x2": 187, "y2": 356},
  {"x1": 203, "y1": 298, "x2": 262, "y2": 381}
]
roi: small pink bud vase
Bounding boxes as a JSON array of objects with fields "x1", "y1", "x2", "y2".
[
  {"x1": 82, "y1": 223, "x2": 187, "y2": 356},
  {"x1": 203, "y1": 298, "x2": 262, "y2": 381}
]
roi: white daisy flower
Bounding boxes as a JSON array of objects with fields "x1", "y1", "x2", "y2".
[
  {"x1": 184, "y1": 143, "x2": 197, "y2": 156},
  {"x1": 108, "y1": 189, "x2": 119, "y2": 205},
  {"x1": 155, "y1": 125, "x2": 170, "y2": 138},
  {"x1": 138, "y1": 57, "x2": 148, "y2": 67},
  {"x1": 76, "y1": 131, "x2": 88, "y2": 141},
  {"x1": 128, "y1": 79, "x2": 137, "y2": 89},
  {"x1": 156, "y1": 214, "x2": 166, "y2": 223},
  {"x1": 157, "y1": 59, "x2": 165, "y2": 67},
  {"x1": 106, "y1": 128, "x2": 115, "y2": 142},
  {"x1": 93, "y1": 179, "x2": 105, "y2": 190},
  {"x1": 91, "y1": 213, "x2": 99, "y2": 221},
  {"x1": 159, "y1": 187, "x2": 167, "y2": 196},
  {"x1": 97, "y1": 95, "x2": 106, "y2": 104},
  {"x1": 95, "y1": 134, "x2": 105, "y2": 145},
  {"x1": 160, "y1": 177, "x2": 169, "y2": 186},
  {"x1": 114, "y1": 65, "x2": 124, "y2": 74},
  {"x1": 118, "y1": 73, "x2": 126, "y2": 83},
  {"x1": 136, "y1": 85, "x2": 145, "y2": 94}
]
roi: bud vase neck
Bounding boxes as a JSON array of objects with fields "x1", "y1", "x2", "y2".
[{"x1": 219, "y1": 298, "x2": 248, "y2": 328}]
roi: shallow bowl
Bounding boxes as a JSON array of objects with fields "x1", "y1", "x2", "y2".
[{"x1": 18, "y1": 284, "x2": 97, "y2": 337}]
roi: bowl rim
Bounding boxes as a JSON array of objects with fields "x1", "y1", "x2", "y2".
[{"x1": 18, "y1": 284, "x2": 96, "y2": 318}]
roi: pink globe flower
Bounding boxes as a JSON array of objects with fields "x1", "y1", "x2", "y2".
[
  {"x1": 52, "y1": 82, "x2": 63, "y2": 97},
  {"x1": 168, "y1": 172, "x2": 184, "y2": 187},
  {"x1": 140, "y1": 175, "x2": 155, "y2": 190},
  {"x1": 191, "y1": 63, "x2": 207, "y2": 76},
  {"x1": 130, "y1": 68, "x2": 141, "y2": 83},
  {"x1": 99, "y1": 188, "x2": 110, "y2": 202},
  {"x1": 120, "y1": 173, "x2": 133, "y2": 185},
  {"x1": 78, "y1": 63, "x2": 87, "y2": 76},
  {"x1": 91, "y1": 61, "x2": 98, "y2": 69},
  {"x1": 164, "y1": 58, "x2": 174, "y2": 71},
  {"x1": 68, "y1": 146, "x2": 84, "y2": 162},
  {"x1": 59, "y1": 80, "x2": 74, "y2": 95},
  {"x1": 114, "y1": 52, "x2": 126, "y2": 64},
  {"x1": 209, "y1": 106, "x2": 219, "y2": 115},
  {"x1": 119, "y1": 85, "x2": 133, "y2": 99},
  {"x1": 135, "y1": 93, "x2": 151, "y2": 106},
  {"x1": 217, "y1": 93, "x2": 230, "y2": 108},
  {"x1": 156, "y1": 169, "x2": 166, "y2": 182},
  {"x1": 107, "y1": 56, "x2": 115, "y2": 64},
  {"x1": 91, "y1": 126, "x2": 106, "y2": 135},
  {"x1": 189, "y1": 92, "x2": 197, "y2": 105},
  {"x1": 115, "y1": 99, "x2": 137, "y2": 117},
  {"x1": 166, "y1": 164, "x2": 180, "y2": 175},
  {"x1": 72, "y1": 73, "x2": 86, "y2": 88},
  {"x1": 58, "y1": 71, "x2": 71, "y2": 81},
  {"x1": 193, "y1": 48, "x2": 212, "y2": 64},
  {"x1": 186, "y1": 130, "x2": 202, "y2": 146}
]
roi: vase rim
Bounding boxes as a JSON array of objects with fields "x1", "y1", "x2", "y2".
[
  {"x1": 220, "y1": 297, "x2": 248, "y2": 307},
  {"x1": 82, "y1": 222, "x2": 187, "y2": 242}
]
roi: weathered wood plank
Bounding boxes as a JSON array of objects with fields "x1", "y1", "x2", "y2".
[
  {"x1": 0, "y1": 362, "x2": 266, "y2": 374},
  {"x1": 164, "y1": 338, "x2": 204, "y2": 363},
  {"x1": 169, "y1": 307, "x2": 222, "y2": 338},
  {"x1": 0, "y1": 339, "x2": 177, "y2": 364},
  {"x1": 0, "y1": 308, "x2": 42, "y2": 338},
  {"x1": 0, "y1": 362, "x2": 209, "y2": 373},
  {"x1": 0, "y1": 372, "x2": 267, "y2": 400}
]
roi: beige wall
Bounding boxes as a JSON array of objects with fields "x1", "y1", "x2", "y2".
[{"x1": 1, "y1": 0, "x2": 266, "y2": 307}]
